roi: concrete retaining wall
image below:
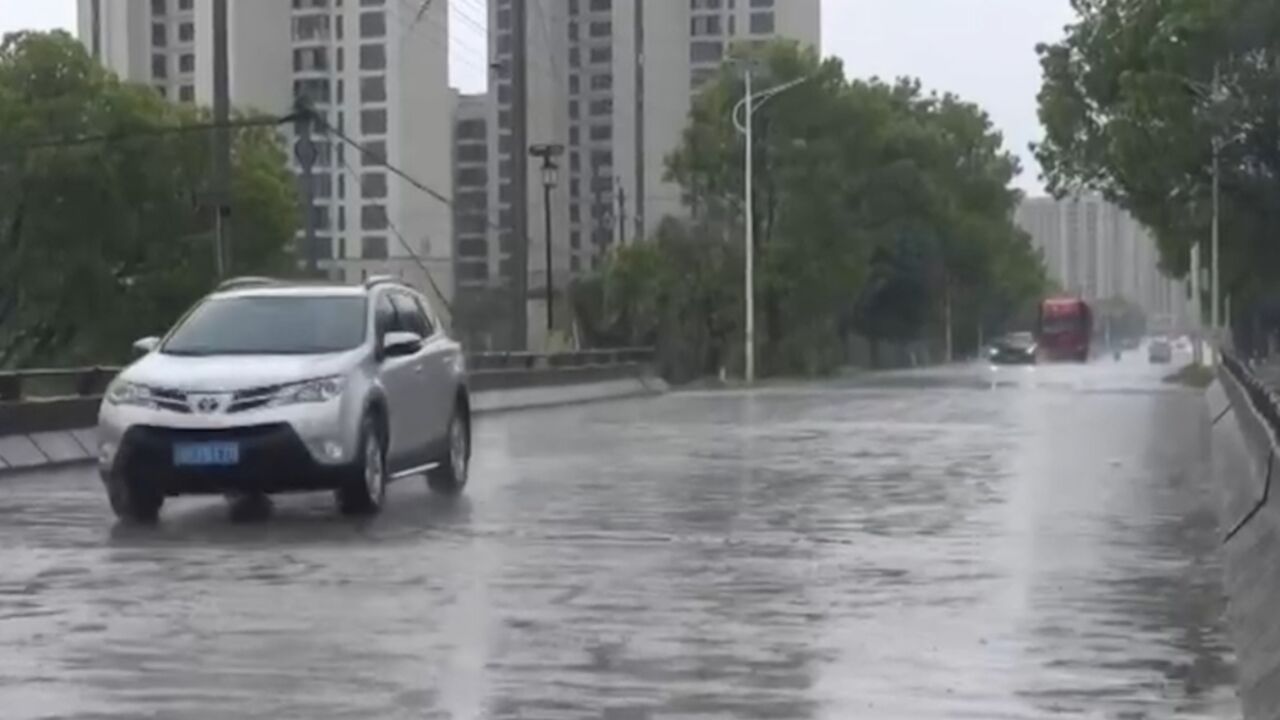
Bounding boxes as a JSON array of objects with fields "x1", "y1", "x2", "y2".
[
  {"x1": 1209, "y1": 368, "x2": 1280, "y2": 719},
  {"x1": 0, "y1": 368, "x2": 666, "y2": 476}
]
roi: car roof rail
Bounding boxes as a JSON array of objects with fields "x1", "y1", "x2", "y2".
[
  {"x1": 216, "y1": 276, "x2": 280, "y2": 291},
  {"x1": 364, "y1": 274, "x2": 401, "y2": 290}
]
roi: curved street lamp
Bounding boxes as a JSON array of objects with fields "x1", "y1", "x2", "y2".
[{"x1": 732, "y1": 71, "x2": 811, "y2": 384}]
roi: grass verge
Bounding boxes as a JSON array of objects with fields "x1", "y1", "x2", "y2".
[{"x1": 1163, "y1": 363, "x2": 1215, "y2": 389}]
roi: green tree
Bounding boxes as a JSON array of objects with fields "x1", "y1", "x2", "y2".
[
  {"x1": 0, "y1": 31, "x2": 298, "y2": 368},
  {"x1": 1035, "y1": 0, "x2": 1280, "y2": 333},
  {"x1": 579, "y1": 40, "x2": 1045, "y2": 379}
]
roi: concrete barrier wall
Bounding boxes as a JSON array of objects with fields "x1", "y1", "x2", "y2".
[
  {"x1": 1209, "y1": 367, "x2": 1280, "y2": 719},
  {"x1": 0, "y1": 366, "x2": 667, "y2": 476}
]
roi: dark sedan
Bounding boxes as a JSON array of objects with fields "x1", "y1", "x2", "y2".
[{"x1": 988, "y1": 332, "x2": 1038, "y2": 365}]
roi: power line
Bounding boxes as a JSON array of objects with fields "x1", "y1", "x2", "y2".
[{"x1": 334, "y1": 147, "x2": 453, "y2": 316}]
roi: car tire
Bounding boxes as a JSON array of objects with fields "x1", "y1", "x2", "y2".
[
  {"x1": 428, "y1": 404, "x2": 470, "y2": 496},
  {"x1": 104, "y1": 471, "x2": 163, "y2": 524},
  {"x1": 337, "y1": 416, "x2": 386, "y2": 516}
]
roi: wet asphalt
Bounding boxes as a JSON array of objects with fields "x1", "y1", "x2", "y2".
[{"x1": 0, "y1": 351, "x2": 1239, "y2": 719}]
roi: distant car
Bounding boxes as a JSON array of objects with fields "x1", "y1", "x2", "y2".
[
  {"x1": 97, "y1": 276, "x2": 472, "y2": 523},
  {"x1": 1148, "y1": 337, "x2": 1173, "y2": 364},
  {"x1": 989, "y1": 332, "x2": 1038, "y2": 365}
]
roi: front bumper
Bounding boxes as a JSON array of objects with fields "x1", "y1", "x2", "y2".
[
  {"x1": 98, "y1": 400, "x2": 358, "y2": 495},
  {"x1": 105, "y1": 423, "x2": 352, "y2": 496}
]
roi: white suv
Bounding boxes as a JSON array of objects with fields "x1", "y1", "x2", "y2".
[{"x1": 97, "y1": 276, "x2": 471, "y2": 522}]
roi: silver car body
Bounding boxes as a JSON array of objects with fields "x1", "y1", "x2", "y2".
[{"x1": 97, "y1": 281, "x2": 467, "y2": 482}]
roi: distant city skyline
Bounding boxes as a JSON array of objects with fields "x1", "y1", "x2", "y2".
[{"x1": 0, "y1": 0, "x2": 1077, "y2": 193}]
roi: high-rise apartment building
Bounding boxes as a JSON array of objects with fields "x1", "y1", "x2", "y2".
[
  {"x1": 481, "y1": 0, "x2": 820, "y2": 346},
  {"x1": 1016, "y1": 195, "x2": 1188, "y2": 323},
  {"x1": 77, "y1": 0, "x2": 454, "y2": 311},
  {"x1": 452, "y1": 91, "x2": 491, "y2": 292}
]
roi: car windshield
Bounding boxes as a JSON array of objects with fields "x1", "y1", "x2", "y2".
[
  {"x1": 162, "y1": 295, "x2": 367, "y2": 356},
  {"x1": 1004, "y1": 332, "x2": 1035, "y2": 347}
]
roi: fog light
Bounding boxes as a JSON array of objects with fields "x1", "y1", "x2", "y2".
[{"x1": 323, "y1": 441, "x2": 344, "y2": 461}]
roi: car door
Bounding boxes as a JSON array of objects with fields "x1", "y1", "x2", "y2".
[
  {"x1": 407, "y1": 292, "x2": 460, "y2": 450},
  {"x1": 374, "y1": 292, "x2": 423, "y2": 472},
  {"x1": 387, "y1": 291, "x2": 437, "y2": 466}
]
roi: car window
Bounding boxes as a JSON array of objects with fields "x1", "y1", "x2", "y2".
[
  {"x1": 389, "y1": 292, "x2": 428, "y2": 337},
  {"x1": 162, "y1": 295, "x2": 367, "y2": 355},
  {"x1": 374, "y1": 293, "x2": 399, "y2": 338},
  {"x1": 411, "y1": 295, "x2": 437, "y2": 337}
]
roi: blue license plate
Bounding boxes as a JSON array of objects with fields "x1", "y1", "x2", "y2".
[{"x1": 173, "y1": 442, "x2": 240, "y2": 467}]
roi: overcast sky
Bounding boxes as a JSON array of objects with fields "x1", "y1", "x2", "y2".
[{"x1": 0, "y1": 0, "x2": 1077, "y2": 193}]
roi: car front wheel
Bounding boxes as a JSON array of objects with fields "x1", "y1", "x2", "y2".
[
  {"x1": 337, "y1": 417, "x2": 386, "y2": 515},
  {"x1": 104, "y1": 470, "x2": 163, "y2": 524}
]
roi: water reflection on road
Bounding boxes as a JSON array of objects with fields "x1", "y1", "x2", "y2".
[{"x1": 0, "y1": 351, "x2": 1237, "y2": 719}]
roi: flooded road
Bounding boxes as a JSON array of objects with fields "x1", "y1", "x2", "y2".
[{"x1": 0, "y1": 353, "x2": 1237, "y2": 719}]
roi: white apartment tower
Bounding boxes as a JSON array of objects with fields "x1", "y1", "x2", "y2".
[
  {"x1": 486, "y1": 0, "x2": 821, "y2": 293},
  {"x1": 1015, "y1": 195, "x2": 1189, "y2": 323},
  {"x1": 77, "y1": 0, "x2": 454, "y2": 312}
]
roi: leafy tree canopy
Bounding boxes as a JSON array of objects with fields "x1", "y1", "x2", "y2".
[{"x1": 0, "y1": 31, "x2": 298, "y2": 368}]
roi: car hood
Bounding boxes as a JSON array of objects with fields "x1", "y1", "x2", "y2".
[{"x1": 121, "y1": 350, "x2": 362, "y2": 392}]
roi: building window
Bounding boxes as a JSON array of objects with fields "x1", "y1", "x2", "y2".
[
  {"x1": 362, "y1": 236, "x2": 389, "y2": 260},
  {"x1": 359, "y1": 44, "x2": 386, "y2": 70},
  {"x1": 178, "y1": 21, "x2": 194, "y2": 43},
  {"x1": 294, "y1": 78, "x2": 331, "y2": 103},
  {"x1": 589, "y1": 21, "x2": 611, "y2": 37},
  {"x1": 590, "y1": 73, "x2": 613, "y2": 91},
  {"x1": 151, "y1": 0, "x2": 166, "y2": 16},
  {"x1": 589, "y1": 124, "x2": 612, "y2": 141},
  {"x1": 361, "y1": 172, "x2": 388, "y2": 198},
  {"x1": 361, "y1": 108, "x2": 388, "y2": 135},
  {"x1": 749, "y1": 12, "x2": 775, "y2": 34},
  {"x1": 293, "y1": 15, "x2": 330, "y2": 41},
  {"x1": 178, "y1": 0, "x2": 193, "y2": 10},
  {"x1": 690, "y1": 41, "x2": 723, "y2": 63},
  {"x1": 360, "y1": 76, "x2": 387, "y2": 102},
  {"x1": 179, "y1": 53, "x2": 195, "y2": 73},
  {"x1": 590, "y1": 46, "x2": 612, "y2": 64},
  {"x1": 359, "y1": 11, "x2": 386, "y2": 38},
  {"x1": 151, "y1": 23, "x2": 167, "y2": 47},
  {"x1": 362, "y1": 140, "x2": 387, "y2": 165},
  {"x1": 151, "y1": 54, "x2": 167, "y2": 79},
  {"x1": 590, "y1": 0, "x2": 611, "y2": 10},
  {"x1": 361, "y1": 205, "x2": 389, "y2": 230},
  {"x1": 589, "y1": 98, "x2": 612, "y2": 116},
  {"x1": 691, "y1": 15, "x2": 721, "y2": 36}
]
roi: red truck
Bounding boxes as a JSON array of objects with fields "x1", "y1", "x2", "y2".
[{"x1": 1037, "y1": 297, "x2": 1093, "y2": 362}]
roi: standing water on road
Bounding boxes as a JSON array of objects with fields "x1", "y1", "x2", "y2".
[{"x1": 0, "y1": 357, "x2": 1237, "y2": 719}]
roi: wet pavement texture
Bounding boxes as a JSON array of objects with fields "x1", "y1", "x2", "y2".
[{"x1": 0, "y1": 353, "x2": 1238, "y2": 719}]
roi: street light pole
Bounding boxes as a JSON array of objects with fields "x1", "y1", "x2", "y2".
[
  {"x1": 529, "y1": 143, "x2": 564, "y2": 337},
  {"x1": 732, "y1": 70, "x2": 809, "y2": 385}
]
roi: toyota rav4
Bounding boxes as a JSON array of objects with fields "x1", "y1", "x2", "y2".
[{"x1": 97, "y1": 276, "x2": 471, "y2": 522}]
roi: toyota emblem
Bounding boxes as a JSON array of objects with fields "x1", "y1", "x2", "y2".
[{"x1": 194, "y1": 395, "x2": 221, "y2": 414}]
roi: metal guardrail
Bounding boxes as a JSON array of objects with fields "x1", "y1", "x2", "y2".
[
  {"x1": 0, "y1": 349, "x2": 655, "y2": 402},
  {"x1": 1221, "y1": 353, "x2": 1280, "y2": 438}
]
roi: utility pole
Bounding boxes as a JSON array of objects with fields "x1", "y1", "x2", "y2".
[
  {"x1": 616, "y1": 181, "x2": 626, "y2": 246},
  {"x1": 1211, "y1": 64, "x2": 1222, "y2": 342},
  {"x1": 509, "y1": 0, "x2": 530, "y2": 350},
  {"x1": 211, "y1": 0, "x2": 230, "y2": 278},
  {"x1": 743, "y1": 69, "x2": 756, "y2": 385},
  {"x1": 1191, "y1": 242, "x2": 1203, "y2": 365},
  {"x1": 529, "y1": 143, "x2": 563, "y2": 335}
]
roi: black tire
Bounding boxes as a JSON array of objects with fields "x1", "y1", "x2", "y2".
[
  {"x1": 428, "y1": 404, "x2": 470, "y2": 495},
  {"x1": 104, "y1": 471, "x2": 163, "y2": 524},
  {"x1": 336, "y1": 416, "x2": 386, "y2": 516}
]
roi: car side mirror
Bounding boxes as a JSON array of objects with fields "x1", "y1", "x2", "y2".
[
  {"x1": 132, "y1": 336, "x2": 161, "y2": 356},
  {"x1": 382, "y1": 331, "x2": 423, "y2": 358}
]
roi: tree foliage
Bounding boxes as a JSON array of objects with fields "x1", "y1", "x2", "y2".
[
  {"x1": 579, "y1": 41, "x2": 1046, "y2": 377},
  {"x1": 0, "y1": 31, "x2": 298, "y2": 368},
  {"x1": 1035, "y1": 0, "x2": 1280, "y2": 316}
]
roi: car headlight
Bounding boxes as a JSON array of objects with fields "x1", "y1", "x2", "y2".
[
  {"x1": 269, "y1": 376, "x2": 346, "y2": 407},
  {"x1": 105, "y1": 380, "x2": 155, "y2": 407}
]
